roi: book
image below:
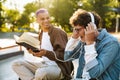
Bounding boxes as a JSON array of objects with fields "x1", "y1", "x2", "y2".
[{"x1": 14, "y1": 32, "x2": 40, "y2": 52}]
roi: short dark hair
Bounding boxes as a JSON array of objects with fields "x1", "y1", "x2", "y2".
[
  {"x1": 35, "y1": 8, "x2": 48, "y2": 17},
  {"x1": 69, "y1": 9, "x2": 101, "y2": 28}
]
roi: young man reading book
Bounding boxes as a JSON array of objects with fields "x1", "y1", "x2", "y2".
[{"x1": 12, "y1": 8, "x2": 73, "y2": 80}]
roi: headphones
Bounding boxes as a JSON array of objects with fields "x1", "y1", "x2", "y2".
[{"x1": 88, "y1": 12, "x2": 97, "y2": 29}]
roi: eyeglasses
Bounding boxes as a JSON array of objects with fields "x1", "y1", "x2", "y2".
[{"x1": 73, "y1": 28, "x2": 83, "y2": 32}]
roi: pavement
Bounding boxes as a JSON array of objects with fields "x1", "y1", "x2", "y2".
[
  {"x1": 0, "y1": 38, "x2": 24, "y2": 80},
  {"x1": 111, "y1": 32, "x2": 120, "y2": 41},
  {"x1": 0, "y1": 32, "x2": 119, "y2": 80},
  {"x1": 0, "y1": 55, "x2": 23, "y2": 80}
]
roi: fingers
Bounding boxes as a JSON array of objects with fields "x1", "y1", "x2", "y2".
[
  {"x1": 89, "y1": 22, "x2": 97, "y2": 29},
  {"x1": 40, "y1": 49, "x2": 46, "y2": 55},
  {"x1": 87, "y1": 24, "x2": 92, "y2": 30},
  {"x1": 27, "y1": 49, "x2": 34, "y2": 54},
  {"x1": 40, "y1": 49, "x2": 45, "y2": 51},
  {"x1": 32, "y1": 49, "x2": 46, "y2": 57},
  {"x1": 85, "y1": 22, "x2": 97, "y2": 33},
  {"x1": 85, "y1": 22, "x2": 97, "y2": 45}
]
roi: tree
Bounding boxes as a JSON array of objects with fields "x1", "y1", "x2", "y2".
[
  {"x1": 48, "y1": 0, "x2": 79, "y2": 32},
  {"x1": 17, "y1": 13, "x2": 30, "y2": 27},
  {"x1": 2, "y1": 0, "x2": 119, "y2": 32},
  {"x1": 0, "y1": 0, "x2": 6, "y2": 31},
  {"x1": 5, "y1": 9, "x2": 20, "y2": 31},
  {"x1": 0, "y1": 1, "x2": 3, "y2": 28},
  {"x1": 109, "y1": 0, "x2": 120, "y2": 32},
  {"x1": 80, "y1": 0, "x2": 119, "y2": 32},
  {"x1": 16, "y1": 1, "x2": 42, "y2": 32},
  {"x1": 24, "y1": 2, "x2": 40, "y2": 15}
]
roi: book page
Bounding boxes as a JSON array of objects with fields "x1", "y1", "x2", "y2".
[{"x1": 14, "y1": 32, "x2": 40, "y2": 49}]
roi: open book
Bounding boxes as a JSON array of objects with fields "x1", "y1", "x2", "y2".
[{"x1": 14, "y1": 32, "x2": 40, "y2": 52}]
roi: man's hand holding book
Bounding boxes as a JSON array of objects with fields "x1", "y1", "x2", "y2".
[{"x1": 28, "y1": 49, "x2": 46, "y2": 57}]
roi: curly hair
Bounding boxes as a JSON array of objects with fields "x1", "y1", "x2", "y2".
[{"x1": 69, "y1": 9, "x2": 101, "y2": 28}]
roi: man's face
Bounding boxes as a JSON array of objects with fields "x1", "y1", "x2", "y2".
[
  {"x1": 73, "y1": 25, "x2": 85, "y2": 41},
  {"x1": 36, "y1": 12, "x2": 50, "y2": 29}
]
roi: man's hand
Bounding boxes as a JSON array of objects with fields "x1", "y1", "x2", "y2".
[
  {"x1": 28, "y1": 49, "x2": 46, "y2": 57},
  {"x1": 72, "y1": 28, "x2": 80, "y2": 39},
  {"x1": 85, "y1": 22, "x2": 97, "y2": 45}
]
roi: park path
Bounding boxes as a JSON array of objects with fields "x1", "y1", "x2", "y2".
[{"x1": 0, "y1": 32, "x2": 119, "y2": 80}]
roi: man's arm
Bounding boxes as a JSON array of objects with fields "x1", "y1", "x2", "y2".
[
  {"x1": 86, "y1": 41, "x2": 119, "y2": 78},
  {"x1": 64, "y1": 37, "x2": 82, "y2": 60},
  {"x1": 44, "y1": 28, "x2": 68, "y2": 61}
]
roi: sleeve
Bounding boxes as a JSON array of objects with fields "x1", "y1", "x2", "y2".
[
  {"x1": 65, "y1": 37, "x2": 80, "y2": 51},
  {"x1": 44, "y1": 29, "x2": 68, "y2": 61},
  {"x1": 64, "y1": 37, "x2": 83, "y2": 61},
  {"x1": 84, "y1": 42, "x2": 98, "y2": 67},
  {"x1": 82, "y1": 42, "x2": 98, "y2": 79},
  {"x1": 87, "y1": 41, "x2": 119, "y2": 78}
]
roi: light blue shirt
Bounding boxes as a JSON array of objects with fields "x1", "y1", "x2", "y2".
[{"x1": 64, "y1": 29, "x2": 120, "y2": 80}]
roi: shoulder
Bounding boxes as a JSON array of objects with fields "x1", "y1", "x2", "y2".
[
  {"x1": 104, "y1": 33, "x2": 118, "y2": 44},
  {"x1": 52, "y1": 26, "x2": 67, "y2": 35},
  {"x1": 54, "y1": 27, "x2": 65, "y2": 33},
  {"x1": 98, "y1": 29, "x2": 118, "y2": 44}
]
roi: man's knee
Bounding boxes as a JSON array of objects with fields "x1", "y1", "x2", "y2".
[
  {"x1": 35, "y1": 68, "x2": 48, "y2": 80},
  {"x1": 12, "y1": 61, "x2": 20, "y2": 68},
  {"x1": 12, "y1": 60, "x2": 24, "y2": 71}
]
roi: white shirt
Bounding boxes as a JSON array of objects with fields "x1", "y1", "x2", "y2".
[
  {"x1": 41, "y1": 32, "x2": 57, "y2": 65},
  {"x1": 65, "y1": 37, "x2": 98, "y2": 79}
]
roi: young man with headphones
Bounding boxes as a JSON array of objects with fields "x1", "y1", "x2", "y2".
[{"x1": 64, "y1": 9, "x2": 120, "y2": 80}]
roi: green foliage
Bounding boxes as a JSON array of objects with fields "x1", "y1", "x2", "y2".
[
  {"x1": 17, "y1": 13, "x2": 30, "y2": 27},
  {"x1": 77, "y1": 0, "x2": 119, "y2": 30},
  {"x1": 1, "y1": 0, "x2": 120, "y2": 32},
  {"x1": 46, "y1": 0, "x2": 119, "y2": 32},
  {"x1": 0, "y1": 0, "x2": 6, "y2": 29},
  {"x1": 15, "y1": 1, "x2": 42, "y2": 32},
  {"x1": 48, "y1": 0, "x2": 77, "y2": 32},
  {"x1": 24, "y1": 2, "x2": 40, "y2": 15},
  {"x1": 5, "y1": 9, "x2": 20, "y2": 23}
]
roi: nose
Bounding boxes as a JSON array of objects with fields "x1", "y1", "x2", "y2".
[{"x1": 44, "y1": 18, "x2": 48, "y2": 22}]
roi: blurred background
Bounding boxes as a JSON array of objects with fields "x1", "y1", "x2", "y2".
[
  {"x1": 0, "y1": 0, "x2": 120, "y2": 33},
  {"x1": 0, "y1": 0, "x2": 120, "y2": 80}
]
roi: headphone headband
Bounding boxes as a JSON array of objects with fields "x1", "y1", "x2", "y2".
[
  {"x1": 88, "y1": 12, "x2": 97, "y2": 29},
  {"x1": 88, "y1": 12, "x2": 94, "y2": 23}
]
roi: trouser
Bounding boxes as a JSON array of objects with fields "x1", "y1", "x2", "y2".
[
  {"x1": 12, "y1": 59, "x2": 63, "y2": 80},
  {"x1": 90, "y1": 78, "x2": 97, "y2": 80},
  {"x1": 71, "y1": 78, "x2": 97, "y2": 80}
]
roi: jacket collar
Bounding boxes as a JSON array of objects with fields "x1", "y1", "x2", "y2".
[
  {"x1": 97, "y1": 29, "x2": 108, "y2": 41},
  {"x1": 48, "y1": 24, "x2": 54, "y2": 35},
  {"x1": 39, "y1": 24, "x2": 54, "y2": 39},
  {"x1": 38, "y1": 25, "x2": 54, "y2": 48}
]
